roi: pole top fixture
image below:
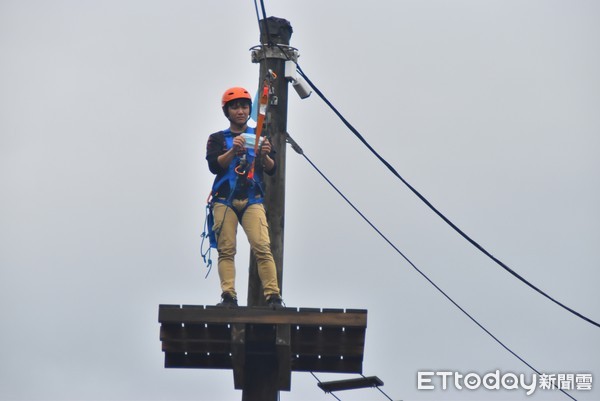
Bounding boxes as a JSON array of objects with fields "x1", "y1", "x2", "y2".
[
  {"x1": 250, "y1": 44, "x2": 299, "y2": 63},
  {"x1": 259, "y1": 16, "x2": 293, "y2": 44}
]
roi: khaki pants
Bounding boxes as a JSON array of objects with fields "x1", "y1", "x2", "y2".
[{"x1": 212, "y1": 199, "x2": 280, "y2": 299}]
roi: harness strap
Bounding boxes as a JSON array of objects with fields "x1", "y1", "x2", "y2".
[
  {"x1": 248, "y1": 71, "x2": 276, "y2": 180},
  {"x1": 202, "y1": 126, "x2": 265, "y2": 273},
  {"x1": 200, "y1": 203, "x2": 214, "y2": 277},
  {"x1": 211, "y1": 128, "x2": 264, "y2": 204}
]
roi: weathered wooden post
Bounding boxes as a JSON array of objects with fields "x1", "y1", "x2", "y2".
[
  {"x1": 247, "y1": 17, "x2": 294, "y2": 309},
  {"x1": 244, "y1": 17, "x2": 294, "y2": 401}
]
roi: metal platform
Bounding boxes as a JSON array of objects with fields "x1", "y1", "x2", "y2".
[{"x1": 158, "y1": 304, "x2": 368, "y2": 391}]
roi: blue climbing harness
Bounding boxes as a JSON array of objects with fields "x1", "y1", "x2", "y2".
[
  {"x1": 200, "y1": 128, "x2": 266, "y2": 276},
  {"x1": 211, "y1": 127, "x2": 265, "y2": 209}
]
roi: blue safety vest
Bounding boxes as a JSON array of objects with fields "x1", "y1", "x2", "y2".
[{"x1": 210, "y1": 127, "x2": 265, "y2": 207}]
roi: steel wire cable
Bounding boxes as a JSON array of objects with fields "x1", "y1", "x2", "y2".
[
  {"x1": 360, "y1": 374, "x2": 395, "y2": 401},
  {"x1": 311, "y1": 372, "x2": 343, "y2": 401},
  {"x1": 288, "y1": 134, "x2": 576, "y2": 401},
  {"x1": 294, "y1": 65, "x2": 599, "y2": 329},
  {"x1": 251, "y1": 3, "x2": 587, "y2": 399},
  {"x1": 244, "y1": 13, "x2": 597, "y2": 328}
]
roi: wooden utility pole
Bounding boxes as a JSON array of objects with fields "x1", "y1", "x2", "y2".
[
  {"x1": 245, "y1": 16, "x2": 295, "y2": 401},
  {"x1": 247, "y1": 17, "x2": 295, "y2": 308}
]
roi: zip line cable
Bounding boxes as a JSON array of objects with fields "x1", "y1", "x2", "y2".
[
  {"x1": 254, "y1": 0, "x2": 272, "y2": 45},
  {"x1": 363, "y1": 376, "x2": 395, "y2": 401},
  {"x1": 294, "y1": 65, "x2": 599, "y2": 329},
  {"x1": 287, "y1": 134, "x2": 577, "y2": 401},
  {"x1": 252, "y1": 0, "x2": 261, "y2": 35},
  {"x1": 246, "y1": 14, "x2": 595, "y2": 329},
  {"x1": 360, "y1": 374, "x2": 395, "y2": 401},
  {"x1": 250, "y1": 3, "x2": 585, "y2": 398},
  {"x1": 310, "y1": 373, "x2": 342, "y2": 401}
]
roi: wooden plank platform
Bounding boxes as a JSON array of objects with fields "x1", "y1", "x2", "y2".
[{"x1": 158, "y1": 305, "x2": 368, "y2": 391}]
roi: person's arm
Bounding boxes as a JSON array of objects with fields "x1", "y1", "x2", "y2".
[
  {"x1": 206, "y1": 133, "x2": 225, "y2": 174},
  {"x1": 217, "y1": 135, "x2": 246, "y2": 169},
  {"x1": 206, "y1": 132, "x2": 246, "y2": 174},
  {"x1": 260, "y1": 138, "x2": 276, "y2": 174}
]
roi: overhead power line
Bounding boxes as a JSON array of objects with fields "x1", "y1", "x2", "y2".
[
  {"x1": 254, "y1": 0, "x2": 272, "y2": 45},
  {"x1": 287, "y1": 133, "x2": 577, "y2": 401},
  {"x1": 251, "y1": 2, "x2": 587, "y2": 400},
  {"x1": 294, "y1": 64, "x2": 599, "y2": 330},
  {"x1": 311, "y1": 372, "x2": 342, "y2": 401}
]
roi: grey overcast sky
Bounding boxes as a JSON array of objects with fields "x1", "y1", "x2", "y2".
[{"x1": 1, "y1": 1, "x2": 599, "y2": 400}]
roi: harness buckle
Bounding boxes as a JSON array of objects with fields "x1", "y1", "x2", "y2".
[{"x1": 235, "y1": 154, "x2": 248, "y2": 176}]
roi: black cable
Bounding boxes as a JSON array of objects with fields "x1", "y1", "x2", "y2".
[
  {"x1": 288, "y1": 135, "x2": 577, "y2": 401},
  {"x1": 258, "y1": 0, "x2": 272, "y2": 44},
  {"x1": 360, "y1": 374, "x2": 394, "y2": 401},
  {"x1": 295, "y1": 64, "x2": 599, "y2": 330},
  {"x1": 252, "y1": 0, "x2": 261, "y2": 36},
  {"x1": 311, "y1": 372, "x2": 343, "y2": 401},
  {"x1": 252, "y1": 0, "x2": 272, "y2": 47},
  {"x1": 248, "y1": 4, "x2": 587, "y2": 398}
]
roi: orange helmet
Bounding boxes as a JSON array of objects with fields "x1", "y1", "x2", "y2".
[{"x1": 221, "y1": 87, "x2": 252, "y2": 108}]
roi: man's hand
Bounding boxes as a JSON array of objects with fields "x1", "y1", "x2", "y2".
[
  {"x1": 217, "y1": 135, "x2": 246, "y2": 169},
  {"x1": 232, "y1": 135, "x2": 246, "y2": 155},
  {"x1": 260, "y1": 138, "x2": 272, "y2": 156},
  {"x1": 260, "y1": 138, "x2": 275, "y2": 171}
]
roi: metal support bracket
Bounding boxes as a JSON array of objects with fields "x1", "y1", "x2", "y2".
[{"x1": 251, "y1": 45, "x2": 299, "y2": 63}]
